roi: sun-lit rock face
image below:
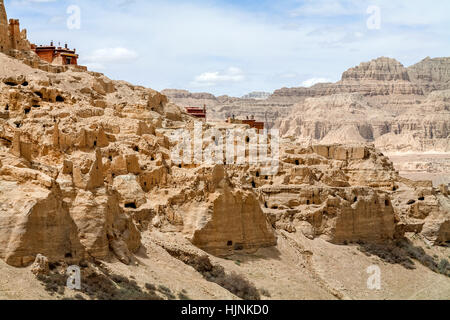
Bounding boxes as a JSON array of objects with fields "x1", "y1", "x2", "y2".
[
  {"x1": 0, "y1": 48, "x2": 448, "y2": 285},
  {"x1": 0, "y1": 52, "x2": 179, "y2": 266},
  {"x1": 177, "y1": 165, "x2": 277, "y2": 256},
  {"x1": 0, "y1": 0, "x2": 31, "y2": 54},
  {"x1": 0, "y1": 180, "x2": 84, "y2": 267}
]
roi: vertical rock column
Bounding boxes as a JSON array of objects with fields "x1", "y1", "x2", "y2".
[{"x1": 0, "y1": 0, "x2": 9, "y2": 53}]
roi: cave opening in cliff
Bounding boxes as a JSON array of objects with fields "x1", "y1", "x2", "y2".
[
  {"x1": 295, "y1": 160, "x2": 300, "y2": 166},
  {"x1": 56, "y1": 95, "x2": 64, "y2": 102},
  {"x1": 227, "y1": 241, "x2": 233, "y2": 246},
  {"x1": 24, "y1": 107, "x2": 30, "y2": 114},
  {"x1": 125, "y1": 202, "x2": 137, "y2": 209}
]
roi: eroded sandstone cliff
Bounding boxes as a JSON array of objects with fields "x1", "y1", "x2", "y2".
[{"x1": 0, "y1": 51, "x2": 449, "y2": 300}]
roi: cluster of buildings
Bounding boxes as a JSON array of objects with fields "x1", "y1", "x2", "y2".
[
  {"x1": 0, "y1": 0, "x2": 78, "y2": 66},
  {"x1": 184, "y1": 105, "x2": 265, "y2": 131}
]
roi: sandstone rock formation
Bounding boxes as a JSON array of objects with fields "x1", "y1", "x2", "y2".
[
  {"x1": 0, "y1": 11, "x2": 449, "y2": 298},
  {"x1": 0, "y1": 0, "x2": 31, "y2": 54}
]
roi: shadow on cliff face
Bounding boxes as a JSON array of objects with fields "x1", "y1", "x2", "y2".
[
  {"x1": 164, "y1": 248, "x2": 263, "y2": 300},
  {"x1": 225, "y1": 246, "x2": 282, "y2": 263},
  {"x1": 356, "y1": 239, "x2": 449, "y2": 277}
]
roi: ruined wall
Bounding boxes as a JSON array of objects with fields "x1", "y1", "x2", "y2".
[
  {"x1": 0, "y1": 0, "x2": 8, "y2": 52},
  {"x1": 0, "y1": 1, "x2": 30, "y2": 54}
]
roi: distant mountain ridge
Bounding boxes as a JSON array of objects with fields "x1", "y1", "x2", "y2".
[{"x1": 163, "y1": 56, "x2": 450, "y2": 153}]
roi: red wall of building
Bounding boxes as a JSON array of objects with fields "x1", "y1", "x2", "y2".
[{"x1": 35, "y1": 50, "x2": 54, "y2": 63}]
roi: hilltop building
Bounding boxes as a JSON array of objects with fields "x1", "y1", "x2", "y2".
[
  {"x1": 31, "y1": 42, "x2": 79, "y2": 66},
  {"x1": 1, "y1": 1, "x2": 79, "y2": 66}
]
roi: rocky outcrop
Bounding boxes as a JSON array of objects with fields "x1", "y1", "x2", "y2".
[
  {"x1": 0, "y1": 179, "x2": 84, "y2": 267},
  {"x1": 408, "y1": 57, "x2": 450, "y2": 93},
  {"x1": 183, "y1": 166, "x2": 276, "y2": 256},
  {"x1": 258, "y1": 144, "x2": 397, "y2": 244},
  {"x1": 278, "y1": 90, "x2": 450, "y2": 153},
  {"x1": 0, "y1": 0, "x2": 31, "y2": 54}
]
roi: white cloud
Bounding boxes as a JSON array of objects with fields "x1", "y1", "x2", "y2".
[
  {"x1": 302, "y1": 78, "x2": 333, "y2": 87},
  {"x1": 192, "y1": 67, "x2": 245, "y2": 87},
  {"x1": 84, "y1": 62, "x2": 106, "y2": 71},
  {"x1": 290, "y1": 0, "x2": 362, "y2": 17},
  {"x1": 15, "y1": 0, "x2": 450, "y2": 96},
  {"x1": 84, "y1": 47, "x2": 138, "y2": 64}
]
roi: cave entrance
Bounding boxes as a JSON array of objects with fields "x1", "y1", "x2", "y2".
[{"x1": 125, "y1": 202, "x2": 137, "y2": 209}]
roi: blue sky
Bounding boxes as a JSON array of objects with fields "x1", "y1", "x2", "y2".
[{"x1": 5, "y1": 0, "x2": 450, "y2": 97}]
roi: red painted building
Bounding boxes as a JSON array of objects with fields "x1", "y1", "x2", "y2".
[
  {"x1": 186, "y1": 105, "x2": 207, "y2": 120},
  {"x1": 31, "y1": 42, "x2": 79, "y2": 66},
  {"x1": 227, "y1": 118, "x2": 265, "y2": 132},
  {"x1": 242, "y1": 119, "x2": 265, "y2": 131}
]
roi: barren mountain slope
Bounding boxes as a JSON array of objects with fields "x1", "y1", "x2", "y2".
[{"x1": 0, "y1": 52, "x2": 449, "y2": 300}]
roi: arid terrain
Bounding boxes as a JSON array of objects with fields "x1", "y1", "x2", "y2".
[
  {"x1": 164, "y1": 57, "x2": 450, "y2": 188},
  {"x1": 0, "y1": 1, "x2": 449, "y2": 301}
]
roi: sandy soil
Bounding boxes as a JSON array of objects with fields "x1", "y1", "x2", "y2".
[{"x1": 2, "y1": 230, "x2": 448, "y2": 300}]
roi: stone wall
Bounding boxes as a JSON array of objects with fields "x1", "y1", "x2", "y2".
[{"x1": 0, "y1": 1, "x2": 30, "y2": 54}]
